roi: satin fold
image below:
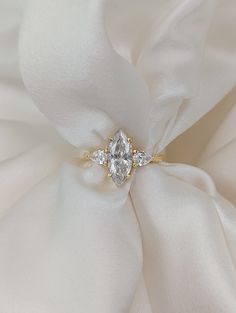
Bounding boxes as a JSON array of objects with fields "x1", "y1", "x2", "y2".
[
  {"x1": 0, "y1": 0, "x2": 235, "y2": 312},
  {"x1": 0, "y1": 162, "x2": 142, "y2": 313}
]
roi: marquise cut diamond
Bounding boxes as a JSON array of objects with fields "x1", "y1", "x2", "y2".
[{"x1": 108, "y1": 130, "x2": 133, "y2": 186}]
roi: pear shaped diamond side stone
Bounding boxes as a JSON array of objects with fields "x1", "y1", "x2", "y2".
[
  {"x1": 133, "y1": 151, "x2": 152, "y2": 167},
  {"x1": 90, "y1": 149, "x2": 108, "y2": 165}
]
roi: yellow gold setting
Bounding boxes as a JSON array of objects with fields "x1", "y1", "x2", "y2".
[{"x1": 85, "y1": 129, "x2": 165, "y2": 186}]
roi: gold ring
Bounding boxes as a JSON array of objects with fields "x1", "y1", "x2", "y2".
[{"x1": 84, "y1": 129, "x2": 165, "y2": 186}]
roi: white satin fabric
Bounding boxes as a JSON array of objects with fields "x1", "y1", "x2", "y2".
[{"x1": 0, "y1": 0, "x2": 236, "y2": 312}]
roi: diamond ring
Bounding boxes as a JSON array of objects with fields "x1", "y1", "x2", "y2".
[{"x1": 85, "y1": 129, "x2": 165, "y2": 186}]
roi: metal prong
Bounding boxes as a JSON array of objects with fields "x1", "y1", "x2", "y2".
[
  {"x1": 84, "y1": 154, "x2": 90, "y2": 160},
  {"x1": 107, "y1": 173, "x2": 112, "y2": 177},
  {"x1": 128, "y1": 137, "x2": 132, "y2": 143},
  {"x1": 133, "y1": 149, "x2": 137, "y2": 154}
]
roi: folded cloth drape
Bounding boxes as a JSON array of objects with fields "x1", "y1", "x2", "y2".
[{"x1": 0, "y1": 0, "x2": 235, "y2": 312}]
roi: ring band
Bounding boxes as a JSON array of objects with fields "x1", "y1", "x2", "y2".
[
  {"x1": 85, "y1": 129, "x2": 165, "y2": 186},
  {"x1": 151, "y1": 154, "x2": 165, "y2": 164}
]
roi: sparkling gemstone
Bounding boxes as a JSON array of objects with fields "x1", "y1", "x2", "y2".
[
  {"x1": 133, "y1": 151, "x2": 152, "y2": 166},
  {"x1": 90, "y1": 149, "x2": 107, "y2": 165},
  {"x1": 108, "y1": 129, "x2": 133, "y2": 186}
]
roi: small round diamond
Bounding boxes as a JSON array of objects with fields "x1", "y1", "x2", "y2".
[
  {"x1": 90, "y1": 149, "x2": 107, "y2": 165},
  {"x1": 133, "y1": 151, "x2": 152, "y2": 167}
]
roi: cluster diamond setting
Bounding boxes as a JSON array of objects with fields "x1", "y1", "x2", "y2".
[{"x1": 88, "y1": 129, "x2": 164, "y2": 186}]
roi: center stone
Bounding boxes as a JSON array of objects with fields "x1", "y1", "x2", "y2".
[{"x1": 108, "y1": 129, "x2": 133, "y2": 186}]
